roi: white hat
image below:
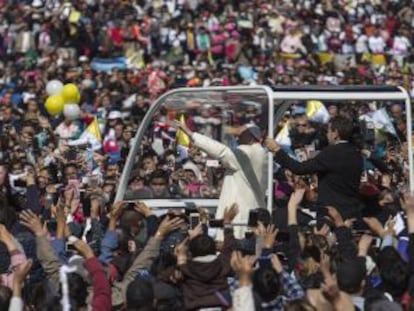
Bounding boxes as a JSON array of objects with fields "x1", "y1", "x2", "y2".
[
  {"x1": 108, "y1": 111, "x2": 122, "y2": 120},
  {"x1": 182, "y1": 160, "x2": 203, "y2": 181},
  {"x1": 32, "y1": 0, "x2": 43, "y2": 8}
]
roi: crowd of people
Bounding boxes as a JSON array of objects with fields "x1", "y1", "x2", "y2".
[{"x1": 0, "y1": 0, "x2": 414, "y2": 310}]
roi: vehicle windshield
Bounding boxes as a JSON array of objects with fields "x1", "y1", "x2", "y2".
[{"x1": 122, "y1": 88, "x2": 271, "y2": 203}]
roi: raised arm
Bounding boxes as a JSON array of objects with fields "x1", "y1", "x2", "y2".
[
  {"x1": 20, "y1": 210, "x2": 61, "y2": 288},
  {"x1": 265, "y1": 138, "x2": 329, "y2": 175},
  {"x1": 175, "y1": 121, "x2": 240, "y2": 171}
]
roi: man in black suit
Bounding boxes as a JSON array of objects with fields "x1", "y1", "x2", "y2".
[{"x1": 265, "y1": 116, "x2": 363, "y2": 219}]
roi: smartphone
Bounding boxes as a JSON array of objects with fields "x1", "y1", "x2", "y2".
[
  {"x1": 248, "y1": 210, "x2": 258, "y2": 227},
  {"x1": 276, "y1": 231, "x2": 290, "y2": 242},
  {"x1": 353, "y1": 218, "x2": 369, "y2": 231},
  {"x1": 14, "y1": 179, "x2": 27, "y2": 187},
  {"x1": 245, "y1": 232, "x2": 254, "y2": 239},
  {"x1": 258, "y1": 256, "x2": 272, "y2": 268},
  {"x1": 66, "y1": 243, "x2": 77, "y2": 253},
  {"x1": 237, "y1": 247, "x2": 256, "y2": 256},
  {"x1": 127, "y1": 202, "x2": 136, "y2": 210},
  {"x1": 209, "y1": 219, "x2": 224, "y2": 228},
  {"x1": 373, "y1": 237, "x2": 382, "y2": 249},
  {"x1": 190, "y1": 213, "x2": 200, "y2": 229},
  {"x1": 47, "y1": 219, "x2": 57, "y2": 233}
]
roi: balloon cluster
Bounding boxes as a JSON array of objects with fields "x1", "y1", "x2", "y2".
[{"x1": 45, "y1": 80, "x2": 81, "y2": 120}]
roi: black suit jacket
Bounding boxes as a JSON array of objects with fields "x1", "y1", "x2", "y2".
[{"x1": 275, "y1": 142, "x2": 363, "y2": 218}]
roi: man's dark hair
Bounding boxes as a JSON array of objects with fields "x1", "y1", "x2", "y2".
[
  {"x1": 142, "y1": 150, "x2": 157, "y2": 160},
  {"x1": 330, "y1": 115, "x2": 354, "y2": 141},
  {"x1": 126, "y1": 279, "x2": 154, "y2": 310},
  {"x1": 336, "y1": 258, "x2": 366, "y2": 294},
  {"x1": 189, "y1": 234, "x2": 216, "y2": 257},
  {"x1": 149, "y1": 169, "x2": 168, "y2": 183},
  {"x1": 253, "y1": 267, "x2": 281, "y2": 302},
  {"x1": 67, "y1": 273, "x2": 88, "y2": 309},
  {"x1": 238, "y1": 129, "x2": 256, "y2": 145},
  {"x1": 21, "y1": 121, "x2": 35, "y2": 130},
  {"x1": 28, "y1": 281, "x2": 61, "y2": 311},
  {"x1": 377, "y1": 246, "x2": 409, "y2": 298},
  {"x1": 0, "y1": 285, "x2": 11, "y2": 311},
  {"x1": 63, "y1": 163, "x2": 78, "y2": 173},
  {"x1": 256, "y1": 208, "x2": 271, "y2": 227}
]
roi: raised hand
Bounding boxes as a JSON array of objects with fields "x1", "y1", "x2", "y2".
[
  {"x1": 263, "y1": 224, "x2": 278, "y2": 249},
  {"x1": 14, "y1": 259, "x2": 33, "y2": 286},
  {"x1": 109, "y1": 201, "x2": 127, "y2": 220},
  {"x1": 264, "y1": 137, "x2": 280, "y2": 153},
  {"x1": 288, "y1": 188, "x2": 306, "y2": 208},
  {"x1": 155, "y1": 215, "x2": 185, "y2": 240},
  {"x1": 230, "y1": 251, "x2": 257, "y2": 286},
  {"x1": 188, "y1": 223, "x2": 203, "y2": 240},
  {"x1": 73, "y1": 239, "x2": 95, "y2": 259},
  {"x1": 314, "y1": 223, "x2": 330, "y2": 237},
  {"x1": 134, "y1": 202, "x2": 152, "y2": 218},
  {"x1": 20, "y1": 210, "x2": 44, "y2": 236},
  {"x1": 12, "y1": 259, "x2": 33, "y2": 297},
  {"x1": 223, "y1": 203, "x2": 239, "y2": 225}
]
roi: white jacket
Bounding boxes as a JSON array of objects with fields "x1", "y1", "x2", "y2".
[{"x1": 192, "y1": 133, "x2": 268, "y2": 239}]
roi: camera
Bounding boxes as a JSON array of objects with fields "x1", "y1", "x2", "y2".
[
  {"x1": 14, "y1": 179, "x2": 27, "y2": 188},
  {"x1": 359, "y1": 120, "x2": 375, "y2": 150}
]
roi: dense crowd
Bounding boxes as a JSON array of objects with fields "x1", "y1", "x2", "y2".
[{"x1": 0, "y1": 0, "x2": 414, "y2": 310}]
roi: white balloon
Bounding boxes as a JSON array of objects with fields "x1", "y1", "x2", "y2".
[
  {"x1": 46, "y1": 80, "x2": 64, "y2": 96},
  {"x1": 63, "y1": 103, "x2": 81, "y2": 120}
]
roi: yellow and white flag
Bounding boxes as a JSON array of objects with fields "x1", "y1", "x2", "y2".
[
  {"x1": 176, "y1": 114, "x2": 190, "y2": 162},
  {"x1": 176, "y1": 114, "x2": 190, "y2": 148},
  {"x1": 68, "y1": 118, "x2": 102, "y2": 150},
  {"x1": 306, "y1": 100, "x2": 330, "y2": 124},
  {"x1": 275, "y1": 121, "x2": 291, "y2": 147}
]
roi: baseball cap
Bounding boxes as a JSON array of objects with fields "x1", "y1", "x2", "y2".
[{"x1": 242, "y1": 123, "x2": 262, "y2": 141}]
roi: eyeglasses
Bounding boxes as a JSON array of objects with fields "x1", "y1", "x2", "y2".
[
  {"x1": 297, "y1": 123, "x2": 307, "y2": 127},
  {"x1": 151, "y1": 182, "x2": 166, "y2": 186}
]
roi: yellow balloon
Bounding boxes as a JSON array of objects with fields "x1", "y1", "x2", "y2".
[
  {"x1": 45, "y1": 95, "x2": 64, "y2": 116},
  {"x1": 61, "y1": 83, "x2": 80, "y2": 104}
]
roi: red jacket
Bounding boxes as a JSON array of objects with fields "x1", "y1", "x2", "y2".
[{"x1": 84, "y1": 257, "x2": 111, "y2": 311}]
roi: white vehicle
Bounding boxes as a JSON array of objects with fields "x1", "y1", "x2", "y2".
[{"x1": 116, "y1": 85, "x2": 413, "y2": 214}]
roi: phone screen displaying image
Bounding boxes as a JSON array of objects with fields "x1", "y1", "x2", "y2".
[
  {"x1": 190, "y1": 213, "x2": 200, "y2": 229},
  {"x1": 248, "y1": 210, "x2": 258, "y2": 227}
]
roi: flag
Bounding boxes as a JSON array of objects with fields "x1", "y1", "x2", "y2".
[
  {"x1": 176, "y1": 114, "x2": 190, "y2": 147},
  {"x1": 82, "y1": 117, "x2": 102, "y2": 149},
  {"x1": 306, "y1": 100, "x2": 330, "y2": 124},
  {"x1": 275, "y1": 122, "x2": 291, "y2": 147},
  {"x1": 371, "y1": 108, "x2": 397, "y2": 136},
  {"x1": 68, "y1": 118, "x2": 102, "y2": 150}
]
